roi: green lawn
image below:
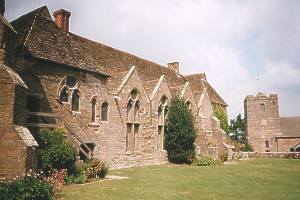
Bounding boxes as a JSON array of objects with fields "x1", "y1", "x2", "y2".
[{"x1": 62, "y1": 159, "x2": 300, "y2": 200}]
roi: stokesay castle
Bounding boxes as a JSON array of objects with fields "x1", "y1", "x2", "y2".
[{"x1": 0, "y1": 1, "x2": 229, "y2": 178}]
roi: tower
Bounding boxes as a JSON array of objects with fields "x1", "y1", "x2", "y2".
[{"x1": 244, "y1": 93, "x2": 280, "y2": 152}]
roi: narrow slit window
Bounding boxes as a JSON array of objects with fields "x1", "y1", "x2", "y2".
[
  {"x1": 101, "y1": 102, "x2": 109, "y2": 121},
  {"x1": 260, "y1": 103, "x2": 266, "y2": 112},
  {"x1": 91, "y1": 98, "x2": 97, "y2": 122},
  {"x1": 265, "y1": 140, "x2": 270, "y2": 148}
]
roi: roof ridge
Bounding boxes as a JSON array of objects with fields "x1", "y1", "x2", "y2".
[
  {"x1": 69, "y1": 32, "x2": 186, "y2": 78},
  {"x1": 11, "y1": 6, "x2": 50, "y2": 24}
]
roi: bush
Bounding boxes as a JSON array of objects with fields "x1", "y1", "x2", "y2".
[
  {"x1": 240, "y1": 141, "x2": 253, "y2": 152},
  {"x1": 192, "y1": 155, "x2": 215, "y2": 166},
  {"x1": 219, "y1": 152, "x2": 229, "y2": 162},
  {"x1": 85, "y1": 158, "x2": 109, "y2": 179},
  {"x1": 64, "y1": 174, "x2": 87, "y2": 184},
  {"x1": 0, "y1": 172, "x2": 54, "y2": 200},
  {"x1": 64, "y1": 164, "x2": 87, "y2": 184},
  {"x1": 165, "y1": 96, "x2": 196, "y2": 164},
  {"x1": 37, "y1": 128, "x2": 77, "y2": 175}
]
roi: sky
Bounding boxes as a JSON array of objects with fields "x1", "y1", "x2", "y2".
[{"x1": 6, "y1": 0, "x2": 300, "y2": 119}]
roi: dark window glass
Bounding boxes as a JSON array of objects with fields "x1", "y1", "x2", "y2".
[
  {"x1": 266, "y1": 140, "x2": 269, "y2": 148},
  {"x1": 66, "y1": 76, "x2": 77, "y2": 88},
  {"x1": 260, "y1": 103, "x2": 266, "y2": 112},
  {"x1": 72, "y1": 90, "x2": 80, "y2": 111},
  {"x1": 101, "y1": 102, "x2": 109, "y2": 121},
  {"x1": 186, "y1": 101, "x2": 192, "y2": 111},
  {"x1": 91, "y1": 98, "x2": 97, "y2": 122},
  {"x1": 59, "y1": 87, "x2": 69, "y2": 102},
  {"x1": 134, "y1": 101, "x2": 140, "y2": 122}
]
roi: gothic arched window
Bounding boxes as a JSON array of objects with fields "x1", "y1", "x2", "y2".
[
  {"x1": 59, "y1": 86, "x2": 69, "y2": 103},
  {"x1": 186, "y1": 100, "x2": 192, "y2": 111},
  {"x1": 134, "y1": 101, "x2": 140, "y2": 122},
  {"x1": 91, "y1": 98, "x2": 97, "y2": 122},
  {"x1": 101, "y1": 102, "x2": 109, "y2": 121},
  {"x1": 66, "y1": 76, "x2": 77, "y2": 88},
  {"x1": 157, "y1": 96, "x2": 168, "y2": 150},
  {"x1": 126, "y1": 89, "x2": 141, "y2": 152},
  {"x1": 71, "y1": 89, "x2": 80, "y2": 112}
]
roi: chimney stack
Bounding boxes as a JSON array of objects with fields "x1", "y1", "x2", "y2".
[
  {"x1": 53, "y1": 9, "x2": 71, "y2": 32},
  {"x1": 0, "y1": 0, "x2": 5, "y2": 16},
  {"x1": 167, "y1": 62, "x2": 180, "y2": 74}
]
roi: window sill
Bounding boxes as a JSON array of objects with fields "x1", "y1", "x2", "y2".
[
  {"x1": 72, "y1": 111, "x2": 81, "y2": 115},
  {"x1": 89, "y1": 123, "x2": 100, "y2": 127}
]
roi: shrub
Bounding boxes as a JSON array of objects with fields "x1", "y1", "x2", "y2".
[
  {"x1": 165, "y1": 96, "x2": 196, "y2": 164},
  {"x1": 0, "y1": 171, "x2": 54, "y2": 200},
  {"x1": 85, "y1": 158, "x2": 109, "y2": 179},
  {"x1": 64, "y1": 164, "x2": 87, "y2": 184},
  {"x1": 45, "y1": 169, "x2": 67, "y2": 196},
  {"x1": 64, "y1": 174, "x2": 87, "y2": 185},
  {"x1": 37, "y1": 128, "x2": 77, "y2": 175},
  {"x1": 240, "y1": 139, "x2": 253, "y2": 152},
  {"x1": 192, "y1": 155, "x2": 215, "y2": 166},
  {"x1": 219, "y1": 152, "x2": 229, "y2": 162}
]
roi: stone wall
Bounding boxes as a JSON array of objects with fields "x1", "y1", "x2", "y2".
[
  {"x1": 244, "y1": 94, "x2": 280, "y2": 152},
  {"x1": 21, "y1": 62, "x2": 170, "y2": 168},
  {"x1": 0, "y1": 66, "x2": 35, "y2": 178},
  {"x1": 276, "y1": 137, "x2": 300, "y2": 152}
]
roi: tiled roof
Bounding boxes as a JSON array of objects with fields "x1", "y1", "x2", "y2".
[
  {"x1": 11, "y1": 6, "x2": 226, "y2": 106},
  {"x1": 0, "y1": 63, "x2": 27, "y2": 88},
  {"x1": 279, "y1": 117, "x2": 300, "y2": 137},
  {"x1": 185, "y1": 74, "x2": 227, "y2": 106}
]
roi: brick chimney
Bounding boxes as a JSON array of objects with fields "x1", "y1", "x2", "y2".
[
  {"x1": 0, "y1": 0, "x2": 5, "y2": 16},
  {"x1": 53, "y1": 9, "x2": 71, "y2": 32},
  {"x1": 167, "y1": 62, "x2": 180, "y2": 74}
]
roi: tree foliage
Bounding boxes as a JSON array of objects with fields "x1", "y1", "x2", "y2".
[
  {"x1": 165, "y1": 96, "x2": 196, "y2": 164},
  {"x1": 213, "y1": 105, "x2": 229, "y2": 133},
  {"x1": 229, "y1": 114, "x2": 245, "y2": 140},
  {"x1": 229, "y1": 114, "x2": 253, "y2": 152},
  {"x1": 38, "y1": 128, "x2": 77, "y2": 174}
]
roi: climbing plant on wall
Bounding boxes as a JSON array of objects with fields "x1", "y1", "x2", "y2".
[{"x1": 213, "y1": 105, "x2": 229, "y2": 134}]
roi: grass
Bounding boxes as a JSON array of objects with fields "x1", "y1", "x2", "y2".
[{"x1": 62, "y1": 159, "x2": 300, "y2": 200}]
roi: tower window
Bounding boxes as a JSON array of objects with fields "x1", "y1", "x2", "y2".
[
  {"x1": 260, "y1": 103, "x2": 266, "y2": 112},
  {"x1": 265, "y1": 140, "x2": 270, "y2": 148}
]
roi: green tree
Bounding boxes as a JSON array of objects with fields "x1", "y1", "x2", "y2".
[
  {"x1": 229, "y1": 114, "x2": 245, "y2": 140},
  {"x1": 165, "y1": 96, "x2": 196, "y2": 164},
  {"x1": 38, "y1": 128, "x2": 77, "y2": 174},
  {"x1": 213, "y1": 105, "x2": 229, "y2": 133},
  {"x1": 229, "y1": 114, "x2": 253, "y2": 152}
]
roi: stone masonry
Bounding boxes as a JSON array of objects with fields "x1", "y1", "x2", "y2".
[
  {"x1": 0, "y1": 1, "x2": 229, "y2": 177},
  {"x1": 244, "y1": 93, "x2": 300, "y2": 152}
]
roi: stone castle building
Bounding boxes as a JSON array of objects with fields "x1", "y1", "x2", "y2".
[
  {"x1": 244, "y1": 93, "x2": 300, "y2": 152},
  {"x1": 0, "y1": 1, "x2": 229, "y2": 178}
]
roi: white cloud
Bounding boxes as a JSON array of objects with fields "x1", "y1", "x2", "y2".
[{"x1": 6, "y1": 0, "x2": 300, "y2": 119}]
